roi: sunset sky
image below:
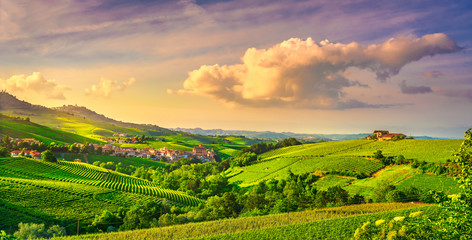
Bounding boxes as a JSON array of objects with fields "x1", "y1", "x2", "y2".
[{"x1": 0, "y1": 0, "x2": 471, "y2": 138}]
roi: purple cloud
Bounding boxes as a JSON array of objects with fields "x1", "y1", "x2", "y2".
[
  {"x1": 400, "y1": 80, "x2": 432, "y2": 94},
  {"x1": 423, "y1": 71, "x2": 443, "y2": 78},
  {"x1": 434, "y1": 88, "x2": 472, "y2": 101}
]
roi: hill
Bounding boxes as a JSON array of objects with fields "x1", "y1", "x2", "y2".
[
  {"x1": 0, "y1": 157, "x2": 203, "y2": 233},
  {"x1": 0, "y1": 92, "x2": 173, "y2": 139},
  {"x1": 227, "y1": 139, "x2": 463, "y2": 189},
  {"x1": 0, "y1": 114, "x2": 99, "y2": 144},
  {"x1": 52, "y1": 203, "x2": 437, "y2": 240}
]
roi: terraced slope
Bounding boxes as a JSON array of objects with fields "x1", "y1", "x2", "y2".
[{"x1": 0, "y1": 157, "x2": 203, "y2": 206}]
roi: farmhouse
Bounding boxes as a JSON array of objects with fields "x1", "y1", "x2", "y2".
[
  {"x1": 373, "y1": 130, "x2": 406, "y2": 141},
  {"x1": 16, "y1": 138, "x2": 40, "y2": 144},
  {"x1": 11, "y1": 150, "x2": 41, "y2": 159}
]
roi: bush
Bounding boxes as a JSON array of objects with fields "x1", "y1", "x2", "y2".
[
  {"x1": 13, "y1": 222, "x2": 65, "y2": 239},
  {"x1": 41, "y1": 150, "x2": 57, "y2": 162}
]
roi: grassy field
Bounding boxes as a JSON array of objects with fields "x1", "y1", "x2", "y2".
[
  {"x1": 57, "y1": 153, "x2": 168, "y2": 169},
  {"x1": 344, "y1": 165, "x2": 462, "y2": 198},
  {"x1": 396, "y1": 173, "x2": 461, "y2": 194},
  {"x1": 0, "y1": 157, "x2": 203, "y2": 232},
  {"x1": 228, "y1": 139, "x2": 462, "y2": 187},
  {"x1": 1, "y1": 108, "x2": 172, "y2": 141},
  {"x1": 0, "y1": 116, "x2": 101, "y2": 144},
  {"x1": 52, "y1": 202, "x2": 430, "y2": 240},
  {"x1": 257, "y1": 139, "x2": 461, "y2": 163},
  {"x1": 314, "y1": 175, "x2": 354, "y2": 191}
]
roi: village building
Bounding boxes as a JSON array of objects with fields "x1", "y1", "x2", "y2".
[
  {"x1": 372, "y1": 130, "x2": 406, "y2": 141},
  {"x1": 193, "y1": 144, "x2": 207, "y2": 157},
  {"x1": 15, "y1": 138, "x2": 40, "y2": 144},
  {"x1": 11, "y1": 150, "x2": 41, "y2": 159}
]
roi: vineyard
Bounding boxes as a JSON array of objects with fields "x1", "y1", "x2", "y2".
[
  {"x1": 228, "y1": 139, "x2": 462, "y2": 187},
  {"x1": 52, "y1": 203, "x2": 435, "y2": 240},
  {"x1": 0, "y1": 157, "x2": 204, "y2": 231},
  {"x1": 199, "y1": 205, "x2": 441, "y2": 240}
]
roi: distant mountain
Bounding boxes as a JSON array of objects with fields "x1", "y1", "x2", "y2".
[
  {"x1": 0, "y1": 92, "x2": 174, "y2": 138},
  {"x1": 171, "y1": 127, "x2": 371, "y2": 141}
]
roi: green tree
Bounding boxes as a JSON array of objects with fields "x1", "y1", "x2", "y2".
[
  {"x1": 13, "y1": 223, "x2": 65, "y2": 239},
  {"x1": 41, "y1": 150, "x2": 57, "y2": 162},
  {"x1": 385, "y1": 189, "x2": 407, "y2": 202},
  {"x1": 0, "y1": 146, "x2": 8, "y2": 157},
  {"x1": 0, "y1": 230, "x2": 17, "y2": 240},
  {"x1": 91, "y1": 210, "x2": 121, "y2": 232}
]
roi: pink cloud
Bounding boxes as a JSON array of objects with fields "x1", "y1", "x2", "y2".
[{"x1": 171, "y1": 33, "x2": 460, "y2": 109}]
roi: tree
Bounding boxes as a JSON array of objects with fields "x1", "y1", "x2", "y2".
[
  {"x1": 41, "y1": 150, "x2": 57, "y2": 162},
  {"x1": 13, "y1": 223, "x2": 65, "y2": 239},
  {"x1": 0, "y1": 146, "x2": 8, "y2": 157},
  {"x1": 372, "y1": 182, "x2": 396, "y2": 202},
  {"x1": 91, "y1": 210, "x2": 121, "y2": 232},
  {"x1": 385, "y1": 189, "x2": 407, "y2": 202},
  {"x1": 374, "y1": 150, "x2": 384, "y2": 160}
]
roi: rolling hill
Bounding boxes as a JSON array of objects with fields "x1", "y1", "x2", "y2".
[
  {"x1": 227, "y1": 139, "x2": 463, "y2": 194},
  {"x1": 0, "y1": 91, "x2": 173, "y2": 140},
  {"x1": 0, "y1": 113, "x2": 100, "y2": 144},
  {"x1": 0, "y1": 157, "x2": 203, "y2": 233},
  {"x1": 51, "y1": 203, "x2": 438, "y2": 240}
]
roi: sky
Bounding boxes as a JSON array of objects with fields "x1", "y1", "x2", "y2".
[{"x1": 0, "y1": 0, "x2": 471, "y2": 138}]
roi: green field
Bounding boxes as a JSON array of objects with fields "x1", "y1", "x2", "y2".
[
  {"x1": 52, "y1": 203, "x2": 435, "y2": 240},
  {"x1": 396, "y1": 173, "x2": 461, "y2": 194},
  {"x1": 314, "y1": 175, "x2": 354, "y2": 191},
  {"x1": 344, "y1": 165, "x2": 462, "y2": 198},
  {"x1": 0, "y1": 115, "x2": 101, "y2": 144},
  {"x1": 257, "y1": 139, "x2": 461, "y2": 163},
  {"x1": 1, "y1": 108, "x2": 172, "y2": 141},
  {"x1": 228, "y1": 139, "x2": 462, "y2": 187},
  {"x1": 0, "y1": 157, "x2": 204, "y2": 232},
  {"x1": 58, "y1": 153, "x2": 168, "y2": 169}
]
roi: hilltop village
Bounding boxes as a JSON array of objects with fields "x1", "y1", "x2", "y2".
[{"x1": 2, "y1": 136, "x2": 217, "y2": 163}]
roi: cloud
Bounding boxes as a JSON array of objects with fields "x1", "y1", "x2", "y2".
[
  {"x1": 423, "y1": 70, "x2": 442, "y2": 78},
  {"x1": 0, "y1": 72, "x2": 69, "y2": 99},
  {"x1": 85, "y1": 77, "x2": 136, "y2": 97},
  {"x1": 171, "y1": 33, "x2": 460, "y2": 109},
  {"x1": 400, "y1": 80, "x2": 432, "y2": 94},
  {"x1": 434, "y1": 88, "x2": 472, "y2": 101}
]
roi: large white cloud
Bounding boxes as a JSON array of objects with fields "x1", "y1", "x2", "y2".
[
  {"x1": 0, "y1": 72, "x2": 69, "y2": 99},
  {"x1": 85, "y1": 77, "x2": 136, "y2": 97},
  {"x1": 172, "y1": 33, "x2": 460, "y2": 109}
]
